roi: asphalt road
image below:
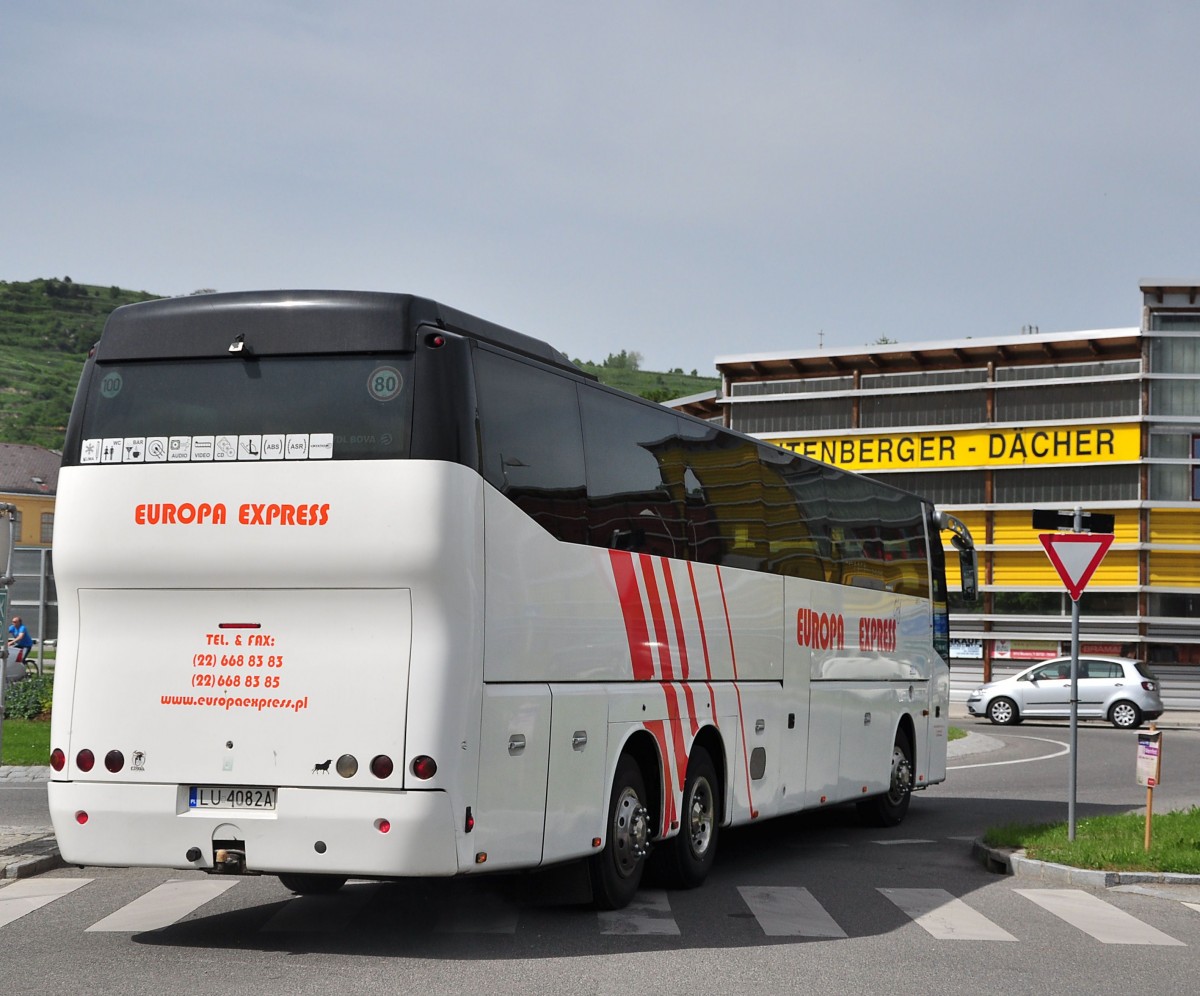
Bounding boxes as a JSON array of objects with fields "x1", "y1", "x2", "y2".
[{"x1": 4, "y1": 721, "x2": 1200, "y2": 994}]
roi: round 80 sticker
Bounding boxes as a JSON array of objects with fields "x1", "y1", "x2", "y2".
[{"x1": 367, "y1": 365, "x2": 404, "y2": 402}]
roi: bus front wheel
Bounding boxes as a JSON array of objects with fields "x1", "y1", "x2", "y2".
[
  {"x1": 856, "y1": 730, "x2": 913, "y2": 828},
  {"x1": 590, "y1": 755, "x2": 651, "y2": 910}
]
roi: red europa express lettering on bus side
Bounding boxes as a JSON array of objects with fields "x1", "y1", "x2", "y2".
[{"x1": 133, "y1": 502, "x2": 331, "y2": 525}]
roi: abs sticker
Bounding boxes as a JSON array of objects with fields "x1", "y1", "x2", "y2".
[{"x1": 367, "y1": 366, "x2": 403, "y2": 403}]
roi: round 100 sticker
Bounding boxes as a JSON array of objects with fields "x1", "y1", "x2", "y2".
[{"x1": 367, "y1": 365, "x2": 404, "y2": 402}]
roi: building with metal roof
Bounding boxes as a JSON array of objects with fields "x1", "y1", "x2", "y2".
[{"x1": 670, "y1": 282, "x2": 1200, "y2": 676}]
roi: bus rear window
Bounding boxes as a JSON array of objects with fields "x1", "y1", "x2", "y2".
[{"x1": 75, "y1": 355, "x2": 413, "y2": 463}]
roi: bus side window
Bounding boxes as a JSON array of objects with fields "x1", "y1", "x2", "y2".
[
  {"x1": 473, "y1": 348, "x2": 588, "y2": 544},
  {"x1": 579, "y1": 388, "x2": 683, "y2": 559}
]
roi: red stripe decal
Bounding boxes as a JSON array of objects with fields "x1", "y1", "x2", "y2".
[
  {"x1": 660, "y1": 558, "x2": 690, "y2": 681},
  {"x1": 686, "y1": 562, "x2": 714, "y2": 681},
  {"x1": 644, "y1": 719, "x2": 678, "y2": 835},
  {"x1": 638, "y1": 555, "x2": 674, "y2": 681},
  {"x1": 661, "y1": 683, "x2": 691, "y2": 799},
  {"x1": 717, "y1": 567, "x2": 758, "y2": 819},
  {"x1": 609, "y1": 550, "x2": 655, "y2": 680}
]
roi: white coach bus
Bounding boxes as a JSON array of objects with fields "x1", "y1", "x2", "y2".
[{"x1": 48, "y1": 291, "x2": 976, "y2": 908}]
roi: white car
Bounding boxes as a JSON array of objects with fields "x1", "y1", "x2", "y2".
[{"x1": 966, "y1": 655, "x2": 1164, "y2": 729}]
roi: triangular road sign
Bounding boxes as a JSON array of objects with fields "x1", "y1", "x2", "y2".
[{"x1": 1038, "y1": 533, "x2": 1114, "y2": 601}]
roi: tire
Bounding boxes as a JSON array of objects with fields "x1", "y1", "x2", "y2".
[
  {"x1": 590, "y1": 755, "x2": 652, "y2": 910},
  {"x1": 1109, "y1": 700, "x2": 1143, "y2": 729},
  {"x1": 277, "y1": 873, "x2": 347, "y2": 895},
  {"x1": 857, "y1": 730, "x2": 914, "y2": 828},
  {"x1": 987, "y1": 697, "x2": 1020, "y2": 726},
  {"x1": 659, "y1": 747, "x2": 719, "y2": 889}
]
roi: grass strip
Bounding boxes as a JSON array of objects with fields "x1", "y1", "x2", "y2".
[
  {"x1": 1, "y1": 718, "x2": 51, "y2": 766},
  {"x1": 984, "y1": 807, "x2": 1200, "y2": 874}
]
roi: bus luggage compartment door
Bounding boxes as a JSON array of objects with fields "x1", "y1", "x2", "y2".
[{"x1": 473, "y1": 684, "x2": 551, "y2": 870}]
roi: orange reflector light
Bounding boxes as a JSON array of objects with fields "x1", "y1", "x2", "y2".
[
  {"x1": 592, "y1": 838, "x2": 602, "y2": 849},
  {"x1": 475, "y1": 852, "x2": 487, "y2": 864}
]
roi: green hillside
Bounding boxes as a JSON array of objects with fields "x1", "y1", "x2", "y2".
[
  {"x1": 0, "y1": 281, "x2": 719, "y2": 452},
  {"x1": 0, "y1": 278, "x2": 160, "y2": 450}
]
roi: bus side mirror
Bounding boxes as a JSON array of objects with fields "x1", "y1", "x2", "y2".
[{"x1": 954, "y1": 537, "x2": 978, "y2": 603}]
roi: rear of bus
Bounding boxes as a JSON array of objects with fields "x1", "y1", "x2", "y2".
[{"x1": 48, "y1": 291, "x2": 488, "y2": 881}]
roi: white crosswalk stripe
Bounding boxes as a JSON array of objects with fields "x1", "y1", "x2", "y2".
[
  {"x1": 597, "y1": 889, "x2": 680, "y2": 935},
  {"x1": 4, "y1": 875, "x2": 1197, "y2": 948},
  {"x1": 879, "y1": 888, "x2": 1017, "y2": 941},
  {"x1": 737, "y1": 886, "x2": 847, "y2": 937},
  {"x1": 0, "y1": 877, "x2": 91, "y2": 928},
  {"x1": 1016, "y1": 888, "x2": 1185, "y2": 946},
  {"x1": 86, "y1": 878, "x2": 238, "y2": 932}
]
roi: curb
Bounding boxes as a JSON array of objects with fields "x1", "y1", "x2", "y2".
[
  {"x1": 972, "y1": 838, "x2": 1200, "y2": 889},
  {"x1": 1, "y1": 851, "x2": 64, "y2": 880}
]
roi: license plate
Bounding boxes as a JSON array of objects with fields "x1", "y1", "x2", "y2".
[{"x1": 188, "y1": 785, "x2": 276, "y2": 810}]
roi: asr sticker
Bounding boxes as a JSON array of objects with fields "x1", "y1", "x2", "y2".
[{"x1": 367, "y1": 365, "x2": 403, "y2": 403}]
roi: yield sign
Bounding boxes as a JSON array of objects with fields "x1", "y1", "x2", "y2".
[{"x1": 1038, "y1": 533, "x2": 1114, "y2": 601}]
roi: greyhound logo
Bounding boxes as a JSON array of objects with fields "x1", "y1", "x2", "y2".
[{"x1": 312, "y1": 758, "x2": 332, "y2": 774}]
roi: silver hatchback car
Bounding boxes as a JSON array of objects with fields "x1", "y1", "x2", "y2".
[{"x1": 966, "y1": 655, "x2": 1164, "y2": 729}]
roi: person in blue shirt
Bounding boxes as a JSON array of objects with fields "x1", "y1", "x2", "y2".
[{"x1": 7, "y1": 615, "x2": 33, "y2": 661}]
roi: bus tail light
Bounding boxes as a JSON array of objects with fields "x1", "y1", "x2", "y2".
[
  {"x1": 50, "y1": 748, "x2": 65, "y2": 772},
  {"x1": 375, "y1": 818, "x2": 391, "y2": 834},
  {"x1": 75, "y1": 811, "x2": 89, "y2": 825},
  {"x1": 369, "y1": 755, "x2": 394, "y2": 779},
  {"x1": 105, "y1": 750, "x2": 125, "y2": 773},
  {"x1": 410, "y1": 755, "x2": 437, "y2": 780},
  {"x1": 76, "y1": 749, "x2": 95, "y2": 773},
  {"x1": 336, "y1": 754, "x2": 358, "y2": 778}
]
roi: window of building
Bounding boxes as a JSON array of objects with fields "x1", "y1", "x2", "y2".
[
  {"x1": 10, "y1": 510, "x2": 20, "y2": 544},
  {"x1": 995, "y1": 360, "x2": 1140, "y2": 382},
  {"x1": 861, "y1": 368, "x2": 989, "y2": 389},
  {"x1": 730, "y1": 376, "x2": 854, "y2": 397},
  {"x1": 730, "y1": 398, "x2": 853, "y2": 434},
  {"x1": 993, "y1": 465, "x2": 1138, "y2": 503},
  {"x1": 40, "y1": 513, "x2": 53, "y2": 544},
  {"x1": 994, "y1": 381, "x2": 1139, "y2": 421},
  {"x1": 871, "y1": 470, "x2": 986, "y2": 505},
  {"x1": 860, "y1": 390, "x2": 987, "y2": 429},
  {"x1": 1193, "y1": 436, "x2": 1200, "y2": 501}
]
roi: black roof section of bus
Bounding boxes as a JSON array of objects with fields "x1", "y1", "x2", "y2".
[{"x1": 94, "y1": 290, "x2": 590, "y2": 376}]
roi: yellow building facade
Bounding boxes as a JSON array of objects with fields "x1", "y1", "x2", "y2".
[{"x1": 687, "y1": 281, "x2": 1200, "y2": 672}]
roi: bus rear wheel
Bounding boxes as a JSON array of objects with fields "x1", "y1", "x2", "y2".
[
  {"x1": 590, "y1": 755, "x2": 651, "y2": 910},
  {"x1": 278, "y1": 873, "x2": 347, "y2": 895},
  {"x1": 659, "y1": 747, "x2": 719, "y2": 889},
  {"x1": 856, "y1": 730, "x2": 914, "y2": 828}
]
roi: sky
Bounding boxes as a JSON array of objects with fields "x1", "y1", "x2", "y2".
[{"x1": 4, "y1": 1, "x2": 1199, "y2": 374}]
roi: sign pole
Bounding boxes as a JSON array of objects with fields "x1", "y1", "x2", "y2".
[
  {"x1": 1035, "y1": 506, "x2": 1115, "y2": 844},
  {"x1": 1067, "y1": 507, "x2": 1081, "y2": 841}
]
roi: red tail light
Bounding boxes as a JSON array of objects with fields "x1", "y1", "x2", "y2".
[
  {"x1": 105, "y1": 750, "x2": 125, "y2": 773},
  {"x1": 50, "y1": 748, "x2": 65, "y2": 771},
  {"x1": 410, "y1": 755, "x2": 437, "y2": 780},
  {"x1": 369, "y1": 754, "x2": 394, "y2": 779},
  {"x1": 76, "y1": 749, "x2": 95, "y2": 773},
  {"x1": 1142, "y1": 681, "x2": 1156, "y2": 691}
]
